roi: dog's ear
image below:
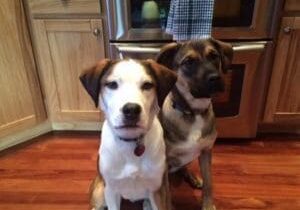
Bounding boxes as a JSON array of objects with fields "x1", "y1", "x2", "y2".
[
  {"x1": 156, "y1": 42, "x2": 181, "y2": 69},
  {"x1": 146, "y1": 59, "x2": 177, "y2": 107},
  {"x1": 209, "y1": 38, "x2": 233, "y2": 73},
  {"x1": 80, "y1": 59, "x2": 111, "y2": 107}
]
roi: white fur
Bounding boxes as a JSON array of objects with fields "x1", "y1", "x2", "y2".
[
  {"x1": 100, "y1": 60, "x2": 159, "y2": 139},
  {"x1": 98, "y1": 60, "x2": 166, "y2": 210}
]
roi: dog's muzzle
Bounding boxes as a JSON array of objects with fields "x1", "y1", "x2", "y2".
[
  {"x1": 122, "y1": 103, "x2": 141, "y2": 124},
  {"x1": 207, "y1": 73, "x2": 224, "y2": 94},
  {"x1": 191, "y1": 73, "x2": 224, "y2": 98}
]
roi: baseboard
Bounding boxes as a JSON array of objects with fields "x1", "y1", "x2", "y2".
[
  {"x1": 258, "y1": 123, "x2": 300, "y2": 134},
  {"x1": 52, "y1": 121, "x2": 102, "y2": 131},
  {"x1": 0, "y1": 121, "x2": 52, "y2": 151}
]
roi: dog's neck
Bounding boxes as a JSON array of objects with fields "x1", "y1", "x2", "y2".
[
  {"x1": 118, "y1": 135, "x2": 144, "y2": 142},
  {"x1": 105, "y1": 117, "x2": 160, "y2": 157},
  {"x1": 171, "y1": 84, "x2": 211, "y2": 116}
]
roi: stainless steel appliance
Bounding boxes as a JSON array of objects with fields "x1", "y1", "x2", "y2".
[
  {"x1": 104, "y1": 0, "x2": 283, "y2": 137},
  {"x1": 106, "y1": 0, "x2": 281, "y2": 42}
]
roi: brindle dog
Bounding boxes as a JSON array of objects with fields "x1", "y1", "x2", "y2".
[{"x1": 157, "y1": 38, "x2": 233, "y2": 210}]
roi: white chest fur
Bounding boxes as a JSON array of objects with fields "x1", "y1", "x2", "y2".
[
  {"x1": 163, "y1": 96, "x2": 217, "y2": 171},
  {"x1": 99, "y1": 118, "x2": 166, "y2": 201},
  {"x1": 170, "y1": 115, "x2": 215, "y2": 168}
]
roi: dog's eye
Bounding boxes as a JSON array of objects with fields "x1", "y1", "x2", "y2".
[
  {"x1": 141, "y1": 81, "x2": 154, "y2": 90},
  {"x1": 182, "y1": 57, "x2": 196, "y2": 66},
  {"x1": 207, "y1": 51, "x2": 220, "y2": 60},
  {"x1": 105, "y1": 81, "x2": 118, "y2": 90}
]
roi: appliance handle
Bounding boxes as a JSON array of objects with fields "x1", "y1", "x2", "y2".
[
  {"x1": 114, "y1": 41, "x2": 267, "y2": 54},
  {"x1": 116, "y1": 46, "x2": 162, "y2": 54},
  {"x1": 233, "y1": 42, "x2": 266, "y2": 51}
]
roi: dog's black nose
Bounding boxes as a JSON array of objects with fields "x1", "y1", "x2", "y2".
[
  {"x1": 207, "y1": 73, "x2": 224, "y2": 94},
  {"x1": 207, "y1": 74, "x2": 221, "y2": 84},
  {"x1": 122, "y1": 103, "x2": 141, "y2": 120}
]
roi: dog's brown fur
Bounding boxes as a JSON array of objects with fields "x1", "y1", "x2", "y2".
[{"x1": 157, "y1": 38, "x2": 233, "y2": 210}]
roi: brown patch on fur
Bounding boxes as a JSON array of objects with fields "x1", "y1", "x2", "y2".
[
  {"x1": 80, "y1": 59, "x2": 114, "y2": 107},
  {"x1": 142, "y1": 59, "x2": 177, "y2": 107},
  {"x1": 156, "y1": 42, "x2": 182, "y2": 69},
  {"x1": 89, "y1": 174, "x2": 105, "y2": 210}
]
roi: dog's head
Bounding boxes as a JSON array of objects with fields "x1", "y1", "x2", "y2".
[
  {"x1": 80, "y1": 59, "x2": 177, "y2": 139},
  {"x1": 156, "y1": 38, "x2": 233, "y2": 98}
]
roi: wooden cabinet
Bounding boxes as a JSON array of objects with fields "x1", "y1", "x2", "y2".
[
  {"x1": 264, "y1": 17, "x2": 300, "y2": 124},
  {"x1": 0, "y1": 0, "x2": 46, "y2": 141},
  {"x1": 31, "y1": 19, "x2": 105, "y2": 127},
  {"x1": 27, "y1": 0, "x2": 101, "y2": 17},
  {"x1": 284, "y1": 0, "x2": 300, "y2": 13}
]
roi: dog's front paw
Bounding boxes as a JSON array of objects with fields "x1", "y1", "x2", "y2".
[
  {"x1": 202, "y1": 204, "x2": 216, "y2": 210},
  {"x1": 183, "y1": 171, "x2": 203, "y2": 189}
]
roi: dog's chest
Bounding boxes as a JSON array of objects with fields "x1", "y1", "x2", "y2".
[
  {"x1": 102, "y1": 150, "x2": 165, "y2": 201},
  {"x1": 166, "y1": 114, "x2": 216, "y2": 171}
]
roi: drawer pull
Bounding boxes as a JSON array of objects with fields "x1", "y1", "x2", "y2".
[
  {"x1": 283, "y1": 27, "x2": 292, "y2": 34},
  {"x1": 93, "y1": 28, "x2": 101, "y2": 37}
]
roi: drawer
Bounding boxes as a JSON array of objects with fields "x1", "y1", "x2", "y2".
[
  {"x1": 284, "y1": 0, "x2": 300, "y2": 13},
  {"x1": 28, "y1": 0, "x2": 101, "y2": 17}
]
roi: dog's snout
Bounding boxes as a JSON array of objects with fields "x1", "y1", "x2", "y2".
[
  {"x1": 207, "y1": 74, "x2": 221, "y2": 84},
  {"x1": 206, "y1": 73, "x2": 224, "y2": 94},
  {"x1": 122, "y1": 103, "x2": 141, "y2": 120}
]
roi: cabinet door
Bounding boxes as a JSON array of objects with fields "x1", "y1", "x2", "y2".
[
  {"x1": 264, "y1": 17, "x2": 300, "y2": 123},
  {"x1": 0, "y1": 0, "x2": 46, "y2": 138},
  {"x1": 32, "y1": 19, "x2": 105, "y2": 123}
]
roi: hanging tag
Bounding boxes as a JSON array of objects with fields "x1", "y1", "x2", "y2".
[{"x1": 134, "y1": 144, "x2": 145, "y2": 156}]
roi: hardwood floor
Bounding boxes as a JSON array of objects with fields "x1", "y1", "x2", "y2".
[{"x1": 0, "y1": 132, "x2": 299, "y2": 210}]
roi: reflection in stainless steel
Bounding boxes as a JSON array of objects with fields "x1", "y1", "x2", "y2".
[{"x1": 111, "y1": 41, "x2": 267, "y2": 59}]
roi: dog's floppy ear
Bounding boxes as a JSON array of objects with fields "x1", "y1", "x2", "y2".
[
  {"x1": 80, "y1": 59, "x2": 111, "y2": 107},
  {"x1": 209, "y1": 38, "x2": 233, "y2": 73},
  {"x1": 146, "y1": 59, "x2": 177, "y2": 107},
  {"x1": 156, "y1": 42, "x2": 181, "y2": 69}
]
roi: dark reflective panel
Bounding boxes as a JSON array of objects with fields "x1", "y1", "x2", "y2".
[
  {"x1": 213, "y1": 0, "x2": 256, "y2": 27},
  {"x1": 129, "y1": 0, "x2": 256, "y2": 29},
  {"x1": 130, "y1": 0, "x2": 170, "y2": 29}
]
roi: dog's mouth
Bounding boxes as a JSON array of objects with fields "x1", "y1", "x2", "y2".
[
  {"x1": 191, "y1": 82, "x2": 225, "y2": 98},
  {"x1": 115, "y1": 125, "x2": 140, "y2": 129},
  {"x1": 191, "y1": 89, "x2": 210, "y2": 98}
]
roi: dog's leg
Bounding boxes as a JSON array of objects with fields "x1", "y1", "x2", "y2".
[
  {"x1": 104, "y1": 186, "x2": 121, "y2": 210},
  {"x1": 89, "y1": 175, "x2": 106, "y2": 210},
  {"x1": 180, "y1": 166, "x2": 203, "y2": 189},
  {"x1": 143, "y1": 199, "x2": 152, "y2": 210},
  {"x1": 199, "y1": 149, "x2": 216, "y2": 210},
  {"x1": 148, "y1": 172, "x2": 171, "y2": 210}
]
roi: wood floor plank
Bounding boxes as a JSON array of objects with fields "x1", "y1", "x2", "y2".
[{"x1": 0, "y1": 132, "x2": 300, "y2": 210}]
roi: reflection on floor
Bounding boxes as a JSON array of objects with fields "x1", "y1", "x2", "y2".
[{"x1": 0, "y1": 132, "x2": 300, "y2": 210}]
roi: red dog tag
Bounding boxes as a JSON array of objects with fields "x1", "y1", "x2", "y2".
[{"x1": 134, "y1": 144, "x2": 145, "y2": 156}]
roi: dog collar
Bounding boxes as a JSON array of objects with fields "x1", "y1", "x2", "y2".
[
  {"x1": 172, "y1": 99, "x2": 210, "y2": 116},
  {"x1": 172, "y1": 100, "x2": 193, "y2": 116},
  {"x1": 119, "y1": 135, "x2": 145, "y2": 157}
]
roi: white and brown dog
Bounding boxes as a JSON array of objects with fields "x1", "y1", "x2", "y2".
[
  {"x1": 156, "y1": 38, "x2": 233, "y2": 210},
  {"x1": 80, "y1": 59, "x2": 177, "y2": 210}
]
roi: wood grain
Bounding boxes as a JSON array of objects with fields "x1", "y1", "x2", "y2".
[
  {"x1": 0, "y1": 0, "x2": 45, "y2": 138},
  {"x1": 264, "y1": 17, "x2": 300, "y2": 124},
  {"x1": 285, "y1": 0, "x2": 300, "y2": 13},
  {"x1": 27, "y1": 0, "x2": 101, "y2": 17},
  {"x1": 31, "y1": 19, "x2": 105, "y2": 123},
  {"x1": 0, "y1": 133, "x2": 300, "y2": 210}
]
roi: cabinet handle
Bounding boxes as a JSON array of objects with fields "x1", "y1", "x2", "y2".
[
  {"x1": 93, "y1": 28, "x2": 101, "y2": 37},
  {"x1": 283, "y1": 27, "x2": 292, "y2": 34}
]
